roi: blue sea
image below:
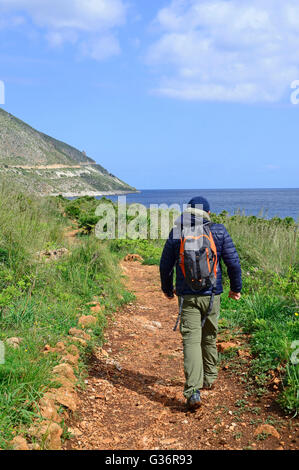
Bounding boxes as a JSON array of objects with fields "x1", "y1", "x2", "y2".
[{"x1": 102, "y1": 188, "x2": 299, "y2": 221}]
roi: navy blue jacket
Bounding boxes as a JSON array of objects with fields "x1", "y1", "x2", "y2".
[{"x1": 160, "y1": 214, "x2": 242, "y2": 297}]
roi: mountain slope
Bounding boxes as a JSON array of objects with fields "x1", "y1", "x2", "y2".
[{"x1": 0, "y1": 108, "x2": 135, "y2": 196}]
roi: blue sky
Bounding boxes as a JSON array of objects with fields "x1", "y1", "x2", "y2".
[{"x1": 0, "y1": 0, "x2": 299, "y2": 189}]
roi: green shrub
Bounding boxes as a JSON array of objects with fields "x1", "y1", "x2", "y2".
[{"x1": 0, "y1": 187, "x2": 131, "y2": 447}]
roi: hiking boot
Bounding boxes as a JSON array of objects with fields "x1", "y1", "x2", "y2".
[{"x1": 187, "y1": 390, "x2": 201, "y2": 410}]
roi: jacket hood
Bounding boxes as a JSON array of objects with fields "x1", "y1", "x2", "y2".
[
  {"x1": 174, "y1": 207, "x2": 211, "y2": 227},
  {"x1": 172, "y1": 207, "x2": 211, "y2": 240}
]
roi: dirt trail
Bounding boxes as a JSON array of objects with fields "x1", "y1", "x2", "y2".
[{"x1": 67, "y1": 261, "x2": 298, "y2": 451}]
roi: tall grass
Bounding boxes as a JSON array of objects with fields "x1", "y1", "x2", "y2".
[
  {"x1": 223, "y1": 214, "x2": 298, "y2": 273},
  {"x1": 0, "y1": 183, "x2": 65, "y2": 279},
  {"x1": 0, "y1": 186, "x2": 131, "y2": 448}
]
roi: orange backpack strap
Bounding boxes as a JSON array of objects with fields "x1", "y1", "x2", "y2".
[
  {"x1": 208, "y1": 230, "x2": 218, "y2": 277},
  {"x1": 179, "y1": 237, "x2": 186, "y2": 277}
]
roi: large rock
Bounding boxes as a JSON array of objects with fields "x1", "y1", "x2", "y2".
[
  {"x1": 28, "y1": 422, "x2": 62, "y2": 450},
  {"x1": 49, "y1": 388, "x2": 78, "y2": 412},
  {"x1": 254, "y1": 424, "x2": 280, "y2": 439},
  {"x1": 143, "y1": 324, "x2": 156, "y2": 332},
  {"x1": 44, "y1": 344, "x2": 55, "y2": 354},
  {"x1": 6, "y1": 337, "x2": 22, "y2": 349},
  {"x1": 44, "y1": 341, "x2": 67, "y2": 355},
  {"x1": 44, "y1": 423, "x2": 63, "y2": 450},
  {"x1": 69, "y1": 327, "x2": 91, "y2": 341},
  {"x1": 10, "y1": 436, "x2": 29, "y2": 450},
  {"x1": 52, "y1": 363, "x2": 76, "y2": 383},
  {"x1": 39, "y1": 396, "x2": 60, "y2": 423},
  {"x1": 55, "y1": 342, "x2": 66, "y2": 352},
  {"x1": 28, "y1": 443, "x2": 41, "y2": 450},
  {"x1": 68, "y1": 427, "x2": 83, "y2": 438},
  {"x1": 68, "y1": 344, "x2": 79, "y2": 356},
  {"x1": 62, "y1": 353, "x2": 79, "y2": 367},
  {"x1": 217, "y1": 342, "x2": 238, "y2": 353},
  {"x1": 124, "y1": 253, "x2": 144, "y2": 262},
  {"x1": 69, "y1": 336, "x2": 87, "y2": 347},
  {"x1": 51, "y1": 376, "x2": 75, "y2": 391},
  {"x1": 90, "y1": 304, "x2": 103, "y2": 314},
  {"x1": 78, "y1": 315, "x2": 97, "y2": 328}
]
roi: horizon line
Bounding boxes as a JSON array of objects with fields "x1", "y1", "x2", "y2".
[{"x1": 133, "y1": 187, "x2": 299, "y2": 191}]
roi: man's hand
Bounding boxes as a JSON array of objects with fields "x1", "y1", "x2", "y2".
[
  {"x1": 163, "y1": 292, "x2": 175, "y2": 300},
  {"x1": 229, "y1": 291, "x2": 241, "y2": 300}
]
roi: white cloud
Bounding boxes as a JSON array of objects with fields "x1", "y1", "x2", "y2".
[
  {"x1": 80, "y1": 35, "x2": 121, "y2": 61},
  {"x1": 45, "y1": 31, "x2": 79, "y2": 48},
  {"x1": 147, "y1": 0, "x2": 299, "y2": 103},
  {"x1": 0, "y1": 0, "x2": 126, "y2": 60},
  {"x1": 0, "y1": 15, "x2": 25, "y2": 29}
]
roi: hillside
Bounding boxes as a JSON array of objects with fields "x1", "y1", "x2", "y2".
[{"x1": 0, "y1": 108, "x2": 135, "y2": 196}]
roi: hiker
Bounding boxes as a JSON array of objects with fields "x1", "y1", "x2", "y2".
[{"x1": 159, "y1": 196, "x2": 242, "y2": 410}]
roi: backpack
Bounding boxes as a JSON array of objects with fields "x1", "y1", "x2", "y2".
[{"x1": 179, "y1": 221, "x2": 218, "y2": 292}]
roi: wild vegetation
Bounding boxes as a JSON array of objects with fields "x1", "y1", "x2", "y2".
[
  {"x1": 62, "y1": 196, "x2": 299, "y2": 415},
  {"x1": 0, "y1": 186, "x2": 132, "y2": 448},
  {"x1": 0, "y1": 190, "x2": 298, "y2": 449}
]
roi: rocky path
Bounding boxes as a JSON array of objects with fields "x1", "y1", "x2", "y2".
[{"x1": 67, "y1": 261, "x2": 298, "y2": 451}]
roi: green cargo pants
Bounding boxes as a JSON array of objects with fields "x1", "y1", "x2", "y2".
[{"x1": 179, "y1": 294, "x2": 221, "y2": 399}]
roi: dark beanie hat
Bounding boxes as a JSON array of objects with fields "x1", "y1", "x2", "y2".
[{"x1": 188, "y1": 196, "x2": 210, "y2": 213}]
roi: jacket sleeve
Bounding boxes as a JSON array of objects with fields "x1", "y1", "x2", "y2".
[
  {"x1": 159, "y1": 229, "x2": 176, "y2": 296},
  {"x1": 221, "y1": 227, "x2": 242, "y2": 293}
]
